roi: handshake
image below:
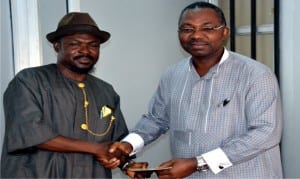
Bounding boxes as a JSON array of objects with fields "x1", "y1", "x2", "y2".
[{"x1": 96, "y1": 141, "x2": 171, "y2": 178}]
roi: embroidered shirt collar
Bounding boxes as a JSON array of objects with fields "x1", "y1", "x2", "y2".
[
  {"x1": 188, "y1": 48, "x2": 229, "y2": 79},
  {"x1": 188, "y1": 48, "x2": 229, "y2": 70}
]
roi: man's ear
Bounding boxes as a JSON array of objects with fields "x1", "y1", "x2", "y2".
[{"x1": 53, "y1": 42, "x2": 60, "y2": 52}]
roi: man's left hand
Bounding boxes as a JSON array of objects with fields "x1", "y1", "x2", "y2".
[{"x1": 155, "y1": 158, "x2": 198, "y2": 179}]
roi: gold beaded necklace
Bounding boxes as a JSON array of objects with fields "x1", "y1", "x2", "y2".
[{"x1": 77, "y1": 82, "x2": 115, "y2": 137}]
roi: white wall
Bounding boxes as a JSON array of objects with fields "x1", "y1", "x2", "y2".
[
  {"x1": 280, "y1": 0, "x2": 300, "y2": 178},
  {"x1": 38, "y1": 0, "x2": 67, "y2": 65}
]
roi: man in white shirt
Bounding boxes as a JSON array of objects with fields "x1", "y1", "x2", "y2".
[{"x1": 110, "y1": 2, "x2": 283, "y2": 178}]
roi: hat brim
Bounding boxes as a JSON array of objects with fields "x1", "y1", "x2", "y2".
[{"x1": 46, "y1": 24, "x2": 110, "y2": 44}]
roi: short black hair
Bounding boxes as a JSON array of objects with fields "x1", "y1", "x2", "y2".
[{"x1": 178, "y1": 1, "x2": 227, "y2": 26}]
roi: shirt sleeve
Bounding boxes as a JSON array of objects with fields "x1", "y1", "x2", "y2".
[
  {"x1": 3, "y1": 73, "x2": 57, "y2": 153},
  {"x1": 201, "y1": 148, "x2": 232, "y2": 174},
  {"x1": 121, "y1": 133, "x2": 144, "y2": 156}
]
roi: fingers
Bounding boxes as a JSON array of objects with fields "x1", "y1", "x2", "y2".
[
  {"x1": 156, "y1": 161, "x2": 173, "y2": 178},
  {"x1": 96, "y1": 142, "x2": 132, "y2": 169},
  {"x1": 104, "y1": 159, "x2": 121, "y2": 169},
  {"x1": 108, "y1": 142, "x2": 120, "y2": 153},
  {"x1": 98, "y1": 157, "x2": 121, "y2": 169},
  {"x1": 109, "y1": 142, "x2": 133, "y2": 157},
  {"x1": 157, "y1": 160, "x2": 173, "y2": 169},
  {"x1": 129, "y1": 162, "x2": 148, "y2": 169},
  {"x1": 125, "y1": 162, "x2": 149, "y2": 179}
]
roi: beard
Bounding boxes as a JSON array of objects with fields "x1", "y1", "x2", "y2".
[
  {"x1": 69, "y1": 65, "x2": 95, "y2": 74},
  {"x1": 69, "y1": 54, "x2": 97, "y2": 74}
]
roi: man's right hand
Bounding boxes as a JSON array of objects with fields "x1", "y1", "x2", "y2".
[
  {"x1": 109, "y1": 141, "x2": 133, "y2": 157},
  {"x1": 93, "y1": 141, "x2": 121, "y2": 169}
]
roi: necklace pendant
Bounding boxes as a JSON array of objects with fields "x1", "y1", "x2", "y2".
[
  {"x1": 78, "y1": 83, "x2": 85, "y2": 88},
  {"x1": 84, "y1": 101, "x2": 89, "y2": 107},
  {"x1": 81, "y1": 123, "x2": 88, "y2": 130}
]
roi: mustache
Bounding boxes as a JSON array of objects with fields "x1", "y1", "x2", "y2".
[
  {"x1": 189, "y1": 39, "x2": 208, "y2": 44},
  {"x1": 73, "y1": 54, "x2": 95, "y2": 61}
]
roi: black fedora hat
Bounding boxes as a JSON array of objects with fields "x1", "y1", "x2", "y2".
[{"x1": 46, "y1": 12, "x2": 110, "y2": 44}]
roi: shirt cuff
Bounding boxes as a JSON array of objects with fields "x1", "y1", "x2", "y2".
[
  {"x1": 201, "y1": 148, "x2": 233, "y2": 174},
  {"x1": 121, "y1": 133, "x2": 144, "y2": 156}
]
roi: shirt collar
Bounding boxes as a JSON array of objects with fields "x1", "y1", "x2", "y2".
[
  {"x1": 188, "y1": 48, "x2": 229, "y2": 71},
  {"x1": 219, "y1": 48, "x2": 229, "y2": 64}
]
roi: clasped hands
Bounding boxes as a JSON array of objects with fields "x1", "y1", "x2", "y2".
[
  {"x1": 96, "y1": 141, "x2": 198, "y2": 179},
  {"x1": 95, "y1": 141, "x2": 149, "y2": 178}
]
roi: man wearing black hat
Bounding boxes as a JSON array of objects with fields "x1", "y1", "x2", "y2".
[{"x1": 1, "y1": 12, "x2": 129, "y2": 178}]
